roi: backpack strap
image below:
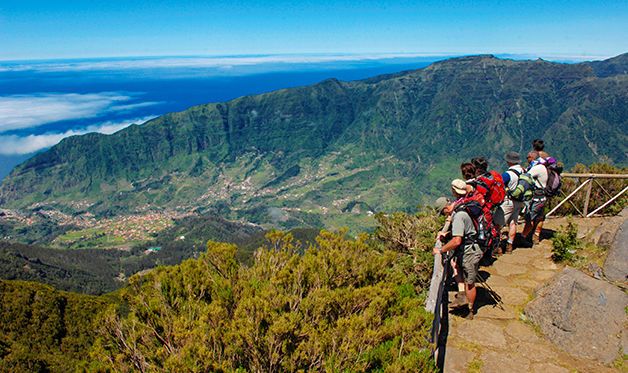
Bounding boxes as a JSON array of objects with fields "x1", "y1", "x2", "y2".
[
  {"x1": 509, "y1": 169, "x2": 522, "y2": 177},
  {"x1": 453, "y1": 207, "x2": 480, "y2": 246}
]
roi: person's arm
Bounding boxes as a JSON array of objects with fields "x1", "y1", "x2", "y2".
[
  {"x1": 436, "y1": 217, "x2": 452, "y2": 242},
  {"x1": 433, "y1": 213, "x2": 463, "y2": 255},
  {"x1": 433, "y1": 236, "x2": 462, "y2": 255}
]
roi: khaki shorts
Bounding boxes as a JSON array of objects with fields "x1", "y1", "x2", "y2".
[
  {"x1": 496, "y1": 198, "x2": 524, "y2": 225},
  {"x1": 460, "y1": 243, "x2": 482, "y2": 285}
]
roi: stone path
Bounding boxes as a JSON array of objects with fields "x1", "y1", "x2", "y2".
[{"x1": 443, "y1": 218, "x2": 620, "y2": 373}]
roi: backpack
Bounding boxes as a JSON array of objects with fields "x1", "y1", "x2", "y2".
[
  {"x1": 510, "y1": 173, "x2": 535, "y2": 201},
  {"x1": 453, "y1": 199, "x2": 483, "y2": 220},
  {"x1": 506, "y1": 168, "x2": 522, "y2": 193},
  {"x1": 453, "y1": 200, "x2": 493, "y2": 252},
  {"x1": 542, "y1": 160, "x2": 562, "y2": 198},
  {"x1": 473, "y1": 171, "x2": 506, "y2": 208}
]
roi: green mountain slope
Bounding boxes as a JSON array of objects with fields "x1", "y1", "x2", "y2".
[{"x1": 1, "y1": 54, "x2": 626, "y2": 229}]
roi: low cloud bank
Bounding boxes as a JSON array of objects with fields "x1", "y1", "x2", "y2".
[
  {"x1": 0, "y1": 92, "x2": 158, "y2": 132},
  {"x1": 0, "y1": 53, "x2": 609, "y2": 74},
  {"x1": 0, "y1": 116, "x2": 155, "y2": 155},
  {"x1": 0, "y1": 53, "x2": 446, "y2": 73}
]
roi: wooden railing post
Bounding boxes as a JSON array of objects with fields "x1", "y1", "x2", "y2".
[
  {"x1": 583, "y1": 178, "x2": 593, "y2": 216},
  {"x1": 546, "y1": 178, "x2": 592, "y2": 218}
]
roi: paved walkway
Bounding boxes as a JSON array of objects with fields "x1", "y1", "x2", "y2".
[{"x1": 443, "y1": 218, "x2": 619, "y2": 373}]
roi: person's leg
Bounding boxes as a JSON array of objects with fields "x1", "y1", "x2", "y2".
[
  {"x1": 501, "y1": 200, "x2": 515, "y2": 253},
  {"x1": 507, "y1": 220, "x2": 517, "y2": 252},
  {"x1": 532, "y1": 220, "x2": 543, "y2": 244},
  {"x1": 452, "y1": 258, "x2": 466, "y2": 293},
  {"x1": 462, "y1": 246, "x2": 482, "y2": 318},
  {"x1": 530, "y1": 198, "x2": 546, "y2": 244},
  {"x1": 465, "y1": 283, "x2": 477, "y2": 310},
  {"x1": 450, "y1": 257, "x2": 468, "y2": 308},
  {"x1": 521, "y1": 200, "x2": 534, "y2": 238}
]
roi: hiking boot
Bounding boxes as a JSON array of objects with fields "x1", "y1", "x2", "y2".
[
  {"x1": 465, "y1": 307, "x2": 475, "y2": 320},
  {"x1": 532, "y1": 234, "x2": 540, "y2": 245},
  {"x1": 505, "y1": 243, "x2": 514, "y2": 254},
  {"x1": 522, "y1": 234, "x2": 534, "y2": 247},
  {"x1": 449, "y1": 292, "x2": 469, "y2": 309}
]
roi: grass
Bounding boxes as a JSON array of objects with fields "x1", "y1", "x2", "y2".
[
  {"x1": 467, "y1": 357, "x2": 483, "y2": 373},
  {"x1": 453, "y1": 340, "x2": 482, "y2": 354},
  {"x1": 611, "y1": 352, "x2": 628, "y2": 371}
]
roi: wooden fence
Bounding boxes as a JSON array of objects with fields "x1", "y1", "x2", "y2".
[{"x1": 546, "y1": 173, "x2": 628, "y2": 218}]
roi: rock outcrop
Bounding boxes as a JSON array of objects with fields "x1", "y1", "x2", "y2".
[
  {"x1": 524, "y1": 268, "x2": 627, "y2": 364},
  {"x1": 603, "y1": 216, "x2": 628, "y2": 282}
]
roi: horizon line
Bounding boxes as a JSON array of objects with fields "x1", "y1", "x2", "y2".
[{"x1": 0, "y1": 51, "x2": 619, "y2": 64}]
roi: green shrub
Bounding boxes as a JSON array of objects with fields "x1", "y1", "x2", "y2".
[
  {"x1": 92, "y1": 230, "x2": 438, "y2": 372},
  {"x1": 551, "y1": 220, "x2": 582, "y2": 263}
]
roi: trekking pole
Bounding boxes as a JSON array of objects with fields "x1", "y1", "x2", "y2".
[{"x1": 475, "y1": 271, "x2": 504, "y2": 309}]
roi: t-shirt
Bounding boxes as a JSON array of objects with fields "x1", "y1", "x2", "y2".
[
  {"x1": 528, "y1": 163, "x2": 548, "y2": 189},
  {"x1": 451, "y1": 210, "x2": 477, "y2": 239},
  {"x1": 528, "y1": 156, "x2": 545, "y2": 170},
  {"x1": 504, "y1": 165, "x2": 524, "y2": 191}
]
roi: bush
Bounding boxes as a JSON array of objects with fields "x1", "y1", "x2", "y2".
[
  {"x1": 92, "y1": 230, "x2": 438, "y2": 372},
  {"x1": 551, "y1": 220, "x2": 582, "y2": 263},
  {"x1": 372, "y1": 210, "x2": 443, "y2": 290}
]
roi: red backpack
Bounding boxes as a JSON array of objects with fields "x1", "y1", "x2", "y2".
[{"x1": 473, "y1": 171, "x2": 506, "y2": 209}]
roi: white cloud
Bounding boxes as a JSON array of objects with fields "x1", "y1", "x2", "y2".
[
  {"x1": 0, "y1": 92, "x2": 159, "y2": 132},
  {"x1": 0, "y1": 53, "x2": 448, "y2": 73},
  {"x1": 0, "y1": 116, "x2": 155, "y2": 155},
  {"x1": 0, "y1": 53, "x2": 611, "y2": 74}
]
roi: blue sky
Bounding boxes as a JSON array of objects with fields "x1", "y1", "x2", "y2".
[{"x1": 1, "y1": 0, "x2": 626, "y2": 60}]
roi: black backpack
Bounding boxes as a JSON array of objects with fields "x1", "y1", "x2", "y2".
[{"x1": 454, "y1": 201, "x2": 492, "y2": 251}]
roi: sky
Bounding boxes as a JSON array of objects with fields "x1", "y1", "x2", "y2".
[{"x1": 1, "y1": 0, "x2": 627, "y2": 60}]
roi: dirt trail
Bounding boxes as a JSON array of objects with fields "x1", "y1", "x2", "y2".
[{"x1": 443, "y1": 217, "x2": 621, "y2": 373}]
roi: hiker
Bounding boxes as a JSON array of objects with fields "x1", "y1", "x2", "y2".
[
  {"x1": 460, "y1": 162, "x2": 477, "y2": 194},
  {"x1": 433, "y1": 179, "x2": 482, "y2": 319},
  {"x1": 460, "y1": 162, "x2": 476, "y2": 181},
  {"x1": 526, "y1": 150, "x2": 539, "y2": 170},
  {"x1": 434, "y1": 196, "x2": 452, "y2": 241},
  {"x1": 532, "y1": 138, "x2": 549, "y2": 158},
  {"x1": 468, "y1": 156, "x2": 506, "y2": 257},
  {"x1": 521, "y1": 152, "x2": 549, "y2": 244},
  {"x1": 494, "y1": 151, "x2": 525, "y2": 254}
]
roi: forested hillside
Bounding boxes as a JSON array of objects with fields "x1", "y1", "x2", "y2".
[
  {"x1": 1, "y1": 211, "x2": 442, "y2": 371},
  {"x1": 1, "y1": 54, "x2": 626, "y2": 230}
]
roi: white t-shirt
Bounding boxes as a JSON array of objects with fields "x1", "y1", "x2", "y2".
[
  {"x1": 505, "y1": 165, "x2": 525, "y2": 191},
  {"x1": 528, "y1": 164, "x2": 548, "y2": 189}
]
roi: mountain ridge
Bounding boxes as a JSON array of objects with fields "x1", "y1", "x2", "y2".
[{"x1": 1, "y1": 53, "x2": 626, "y2": 229}]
